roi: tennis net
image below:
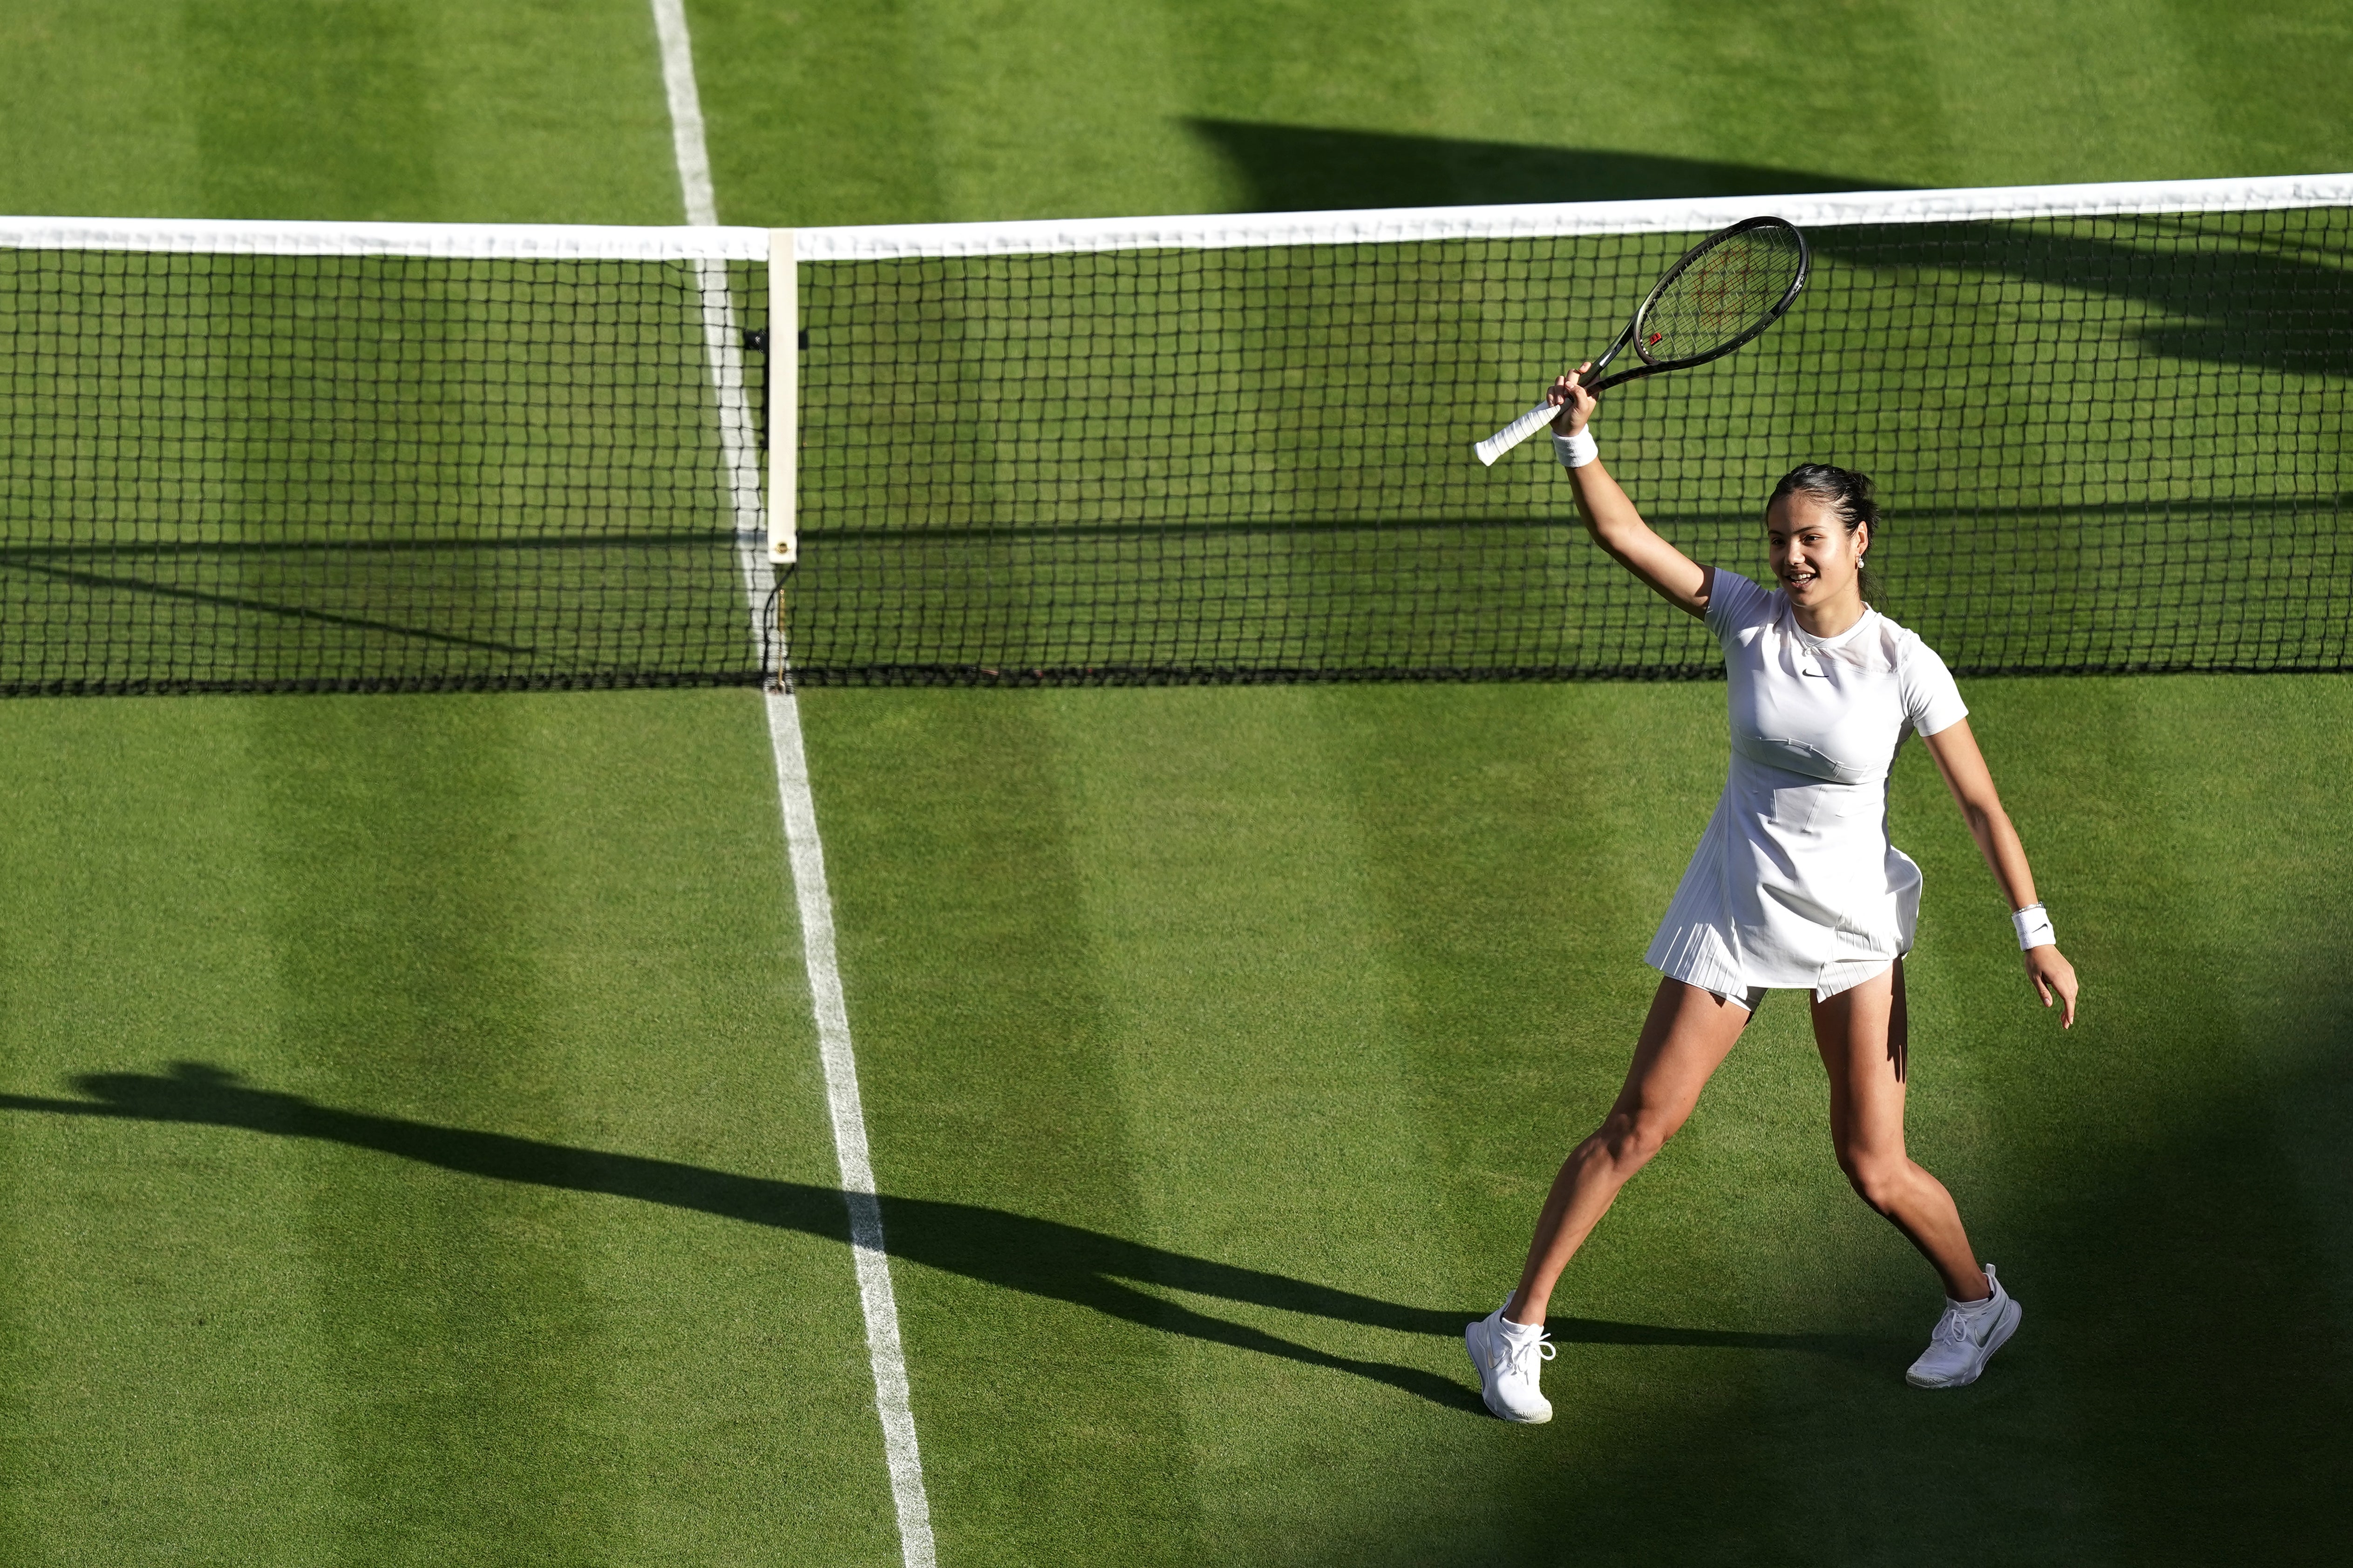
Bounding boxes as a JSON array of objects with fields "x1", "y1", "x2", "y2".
[{"x1": 3, "y1": 174, "x2": 2347, "y2": 694}]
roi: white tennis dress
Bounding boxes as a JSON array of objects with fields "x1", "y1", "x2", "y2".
[{"x1": 1647, "y1": 569, "x2": 1969, "y2": 1004}]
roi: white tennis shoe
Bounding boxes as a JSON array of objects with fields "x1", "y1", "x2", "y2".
[
  {"x1": 1465, "y1": 1305, "x2": 1556, "y2": 1423},
  {"x1": 1905, "y1": 1264, "x2": 2022, "y2": 1389}
]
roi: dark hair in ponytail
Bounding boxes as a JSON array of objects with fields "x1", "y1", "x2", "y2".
[{"x1": 1769, "y1": 463, "x2": 1882, "y2": 604}]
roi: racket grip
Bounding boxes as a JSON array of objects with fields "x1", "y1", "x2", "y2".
[{"x1": 1474, "y1": 401, "x2": 1561, "y2": 467}]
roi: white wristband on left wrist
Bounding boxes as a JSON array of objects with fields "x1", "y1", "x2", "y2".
[
  {"x1": 2013, "y1": 903, "x2": 2056, "y2": 950},
  {"x1": 1554, "y1": 428, "x2": 1598, "y2": 468}
]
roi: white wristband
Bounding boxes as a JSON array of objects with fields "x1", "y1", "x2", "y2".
[
  {"x1": 2013, "y1": 903, "x2": 2056, "y2": 951},
  {"x1": 1553, "y1": 428, "x2": 1598, "y2": 468}
]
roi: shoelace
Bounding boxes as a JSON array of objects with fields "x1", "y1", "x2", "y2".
[
  {"x1": 1932, "y1": 1302, "x2": 1989, "y2": 1348},
  {"x1": 1497, "y1": 1329, "x2": 1557, "y2": 1375}
]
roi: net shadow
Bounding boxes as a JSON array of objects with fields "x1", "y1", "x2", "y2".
[{"x1": 0, "y1": 554, "x2": 540, "y2": 657}]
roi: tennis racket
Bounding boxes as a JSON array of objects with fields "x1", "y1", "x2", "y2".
[{"x1": 1473, "y1": 216, "x2": 1810, "y2": 467}]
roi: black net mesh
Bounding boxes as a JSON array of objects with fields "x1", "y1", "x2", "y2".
[
  {"x1": 4, "y1": 203, "x2": 2347, "y2": 695},
  {"x1": 0, "y1": 249, "x2": 766, "y2": 694},
  {"x1": 796, "y1": 206, "x2": 2351, "y2": 682}
]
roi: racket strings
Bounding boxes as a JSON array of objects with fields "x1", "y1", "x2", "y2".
[{"x1": 1642, "y1": 230, "x2": 1805, "y2": 363}]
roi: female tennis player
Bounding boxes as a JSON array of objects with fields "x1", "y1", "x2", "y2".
[{"x1": 1465, "y1": 367, "x2": 2080, "y2": 1424}]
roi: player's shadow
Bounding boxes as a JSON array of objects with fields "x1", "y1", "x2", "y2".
[
  {"x1": 1191, "y1": 120, "x2": 2352, "y2": 379},
  {"x1": 1, "y1": 1062, "x2": 1892, "y2": 1412}
]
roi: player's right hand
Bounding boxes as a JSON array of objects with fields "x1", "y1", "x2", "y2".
[{"x1": 1549, "y1": 365, "x2": 1598, "y2": 434}]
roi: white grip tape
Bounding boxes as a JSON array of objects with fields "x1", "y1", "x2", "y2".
[
  {"x1": 2013, "y1": 903, "x2": 2056, "y2": 950},
  {"x1": 1554, "y1": 428, "x2": 1598, "y2": 468},
  {"x1": 1474, "y1": 401, "x2": 1560, "y2": 467}
]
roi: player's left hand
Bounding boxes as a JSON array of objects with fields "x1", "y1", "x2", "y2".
[{"x1": 2024, "y1": 944, "x2": 2077, "y2": 1028}]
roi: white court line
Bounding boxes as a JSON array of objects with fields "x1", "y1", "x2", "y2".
[
  {"x1": 649, "y1": 0, "x2": 718, "y2": 229},
  {"x1": 653, "y1": 2, "x2": 938, "y2": 1564}
]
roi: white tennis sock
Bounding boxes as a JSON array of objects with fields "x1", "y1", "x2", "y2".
[{"x1": 1497, "y1": 1309, "x2": 1544, "y2": 1343}]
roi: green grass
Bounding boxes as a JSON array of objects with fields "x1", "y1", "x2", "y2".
[
  {"x1": 689, "y1": 0, "x2": 2353, "y2": 227},
  {"x1": 6, "y1": 677, "x2": 2349, "y2": 1562},
  {"x1": 0, "y1": 692, "x2": 901, "y2": 1563},
  {"x1": 0, "y1": 0, "x2": 681, "y2": 223},
  {"x1": 809, "y1": 674, "x2": 2353, "y2": 1563},
  {"x1": 2, "y1": 0, "x2": 2352, "y2": 1563}
]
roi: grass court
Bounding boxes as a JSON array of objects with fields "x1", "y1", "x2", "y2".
[{"x1": 3, "y1": 1, "x2": 2351, "y2": 1563}]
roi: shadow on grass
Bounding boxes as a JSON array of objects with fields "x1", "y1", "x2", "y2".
[
  {"x1": 1193, "y1": 121, "x2": 2353, "y2": 380},
  {"x1": 1186, "y1": 120, "x2": 1890, "y2": 211},
  {"x1": 0, "y1": 1061, "x2": 1890, "y2": 1414}
]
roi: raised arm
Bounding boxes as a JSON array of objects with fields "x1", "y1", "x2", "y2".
[
  {"x1": 1549, "y1": 368, "x2": 1713, "y2": 618},
  {"x1": 1919, "y1": 718, "x2": 2081, "y2": 1027}
]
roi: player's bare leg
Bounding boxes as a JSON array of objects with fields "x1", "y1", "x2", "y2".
[
  {"x1": 1503, "y1": 977, "x2": 1753, "y2": 1327},
  {"x1": 1809, "y1": 960, "x2": 1986, "y2": 1298},
  {"x1": 1814, "y1": 960, "x2": 2022, "y2": 1385}
]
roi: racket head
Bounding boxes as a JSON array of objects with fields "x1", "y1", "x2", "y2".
[{"x1": 1625, "y1": 216, "x2": 1809, "y2": 374}]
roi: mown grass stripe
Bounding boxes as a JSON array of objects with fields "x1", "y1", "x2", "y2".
[{"x1": 256, "y1": 696, "x2": 622, "y2": 1565}]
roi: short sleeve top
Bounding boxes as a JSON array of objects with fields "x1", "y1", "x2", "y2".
[{"x1": 1703, "y1": 569, "x2": 1966, "y2": 787}]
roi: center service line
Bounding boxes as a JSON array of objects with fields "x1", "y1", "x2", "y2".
[{"x1": 652, "y1": 2, "x2": 939, "y2": 1563}]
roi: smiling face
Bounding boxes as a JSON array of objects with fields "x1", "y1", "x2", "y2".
[{"x1": 1766, "y1": 492, "x2": 1869, "y2": 615}]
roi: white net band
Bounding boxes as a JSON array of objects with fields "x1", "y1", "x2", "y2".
[{"x1": 5, "y1": 170, "x2": 2347, "y2": 260}]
